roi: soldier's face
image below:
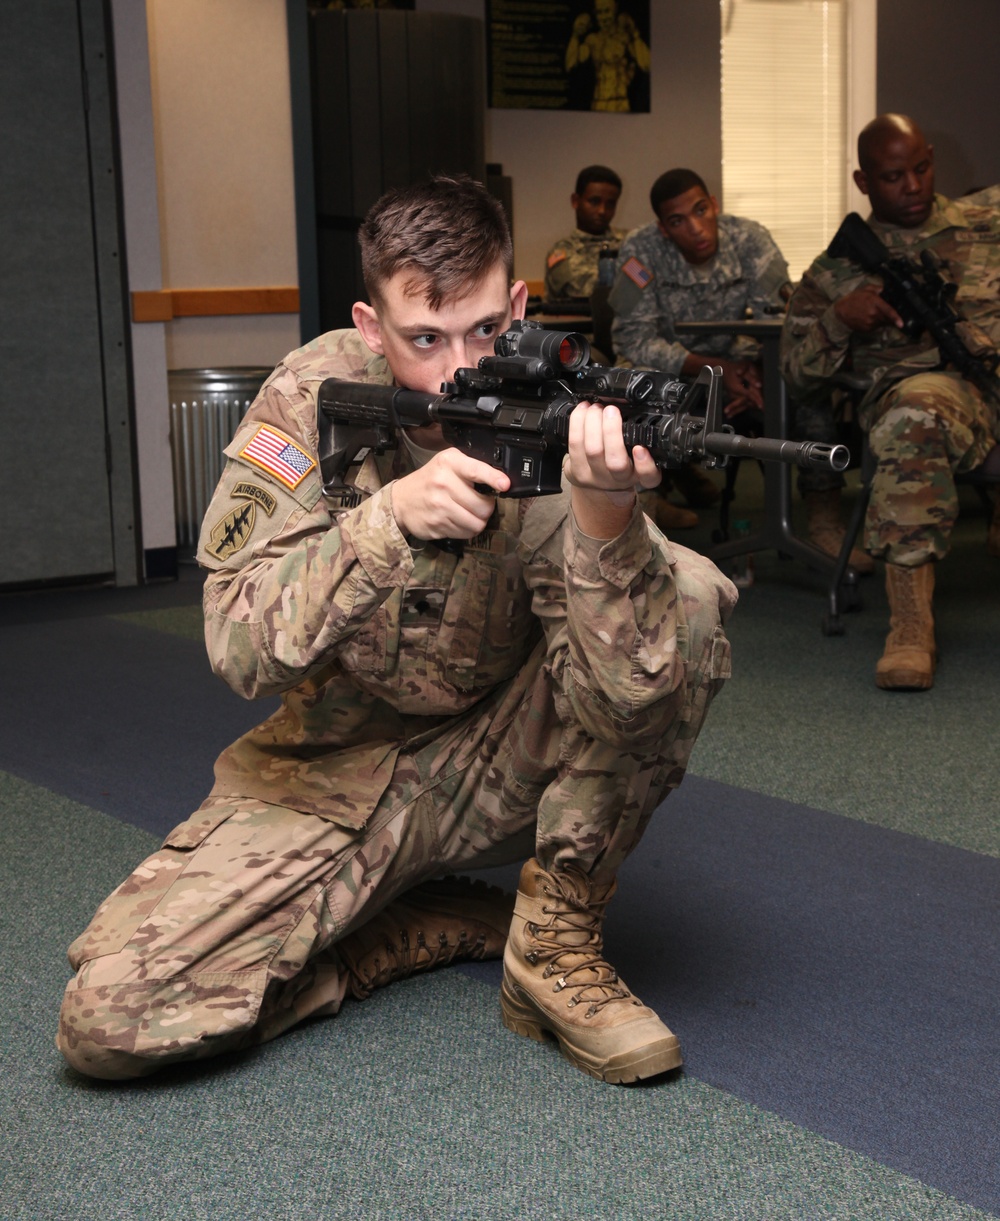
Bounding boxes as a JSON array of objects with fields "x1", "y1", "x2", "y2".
[
  {"x1": 353, "y1": 264, "x2": 527, "y2": 447},
  {"x1": 656, "y1": 187, "x2": 720, "y2": 265},
  {"x1": 855, "y1": 131, "x2": 935, "y2": 229},
  {"x1": 572, "y1": 182, "x2": 621, "y2": 235}
]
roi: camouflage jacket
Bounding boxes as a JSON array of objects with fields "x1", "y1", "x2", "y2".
[
  {"x1": 609, "y1": 216, "x2": 790, "y2": 374},
  {"x1": 544, "y1": 227, "x2": 627, "y2": 300},
  {"x1": 197, "y1": 328, "x2": 737, "y2": 828},
  {"x1": 780, "y1": 192, "x2": 1000, "y2": 428}
]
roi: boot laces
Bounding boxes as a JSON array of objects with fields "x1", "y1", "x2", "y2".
[
  {"x1": 888, "y1": 569, "x2": 932, "y2": 647},
  {"x1": 348, "y1": 925, "x2": 487, "y2": 998},
  {"x1": 525, "y1": 885, "x2": 635, "y2": 1016}
]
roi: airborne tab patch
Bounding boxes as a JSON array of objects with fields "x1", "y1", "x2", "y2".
[
  {"x1": 239, "y1": 425, "x2": 316, "y2": 490},
  {"x1": 231, "y1": 481, "x2": 277, "y2": 515}
]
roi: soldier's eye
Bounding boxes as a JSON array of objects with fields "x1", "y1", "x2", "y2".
[{"x1": 412, "y1": 335, "x2": 437, "y2": 349}]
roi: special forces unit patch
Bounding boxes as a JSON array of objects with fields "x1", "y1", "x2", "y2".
[
  {"x1": 207, "y1": 501, "x2": 255, "y2": 560},
  {"x1": 239, "y1": 424, "x2": 316, "y2": 489}
]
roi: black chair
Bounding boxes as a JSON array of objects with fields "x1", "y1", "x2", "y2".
[{"x1": 589, "y1": 283, "x2": 615, "y2": 366}]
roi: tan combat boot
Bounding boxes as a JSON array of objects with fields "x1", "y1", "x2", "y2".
[
  {"x1": 655, "y1": 499, "x2": 699, "y2": 531},
  {"x1": 875, "y1": 562, "x2": 936, "y2": 691},
  {"x1": 638, "y1": 489, "x2": 698, "y2": 531},
  {"x1": 672, "y1": 462, "x2": 721, "y2": 508},
  {"x1": 337, "y1": 876, "x2": 514, "y2": 1000},
  {"x1": 501, "y1": 858, "x2": 682, "y2": 1083},
  {"x1": 804, "y1": 489, "x2": 874, "y2": 574}
]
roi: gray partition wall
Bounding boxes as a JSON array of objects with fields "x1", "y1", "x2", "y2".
[
  {"x1": 288, "y1": 5, "x2": 487, "y2": 340},
  {"x1": 0, "y1": 0, "x2": 139, "y2": 588}
]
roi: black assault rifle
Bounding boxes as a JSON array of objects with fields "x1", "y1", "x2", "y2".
[
  {"x1": 316, "y1": 321, "x2": 848, "y2": 508},
  {"x1": 827, "y1": 211, "x2": 1000, "y2": 404}
]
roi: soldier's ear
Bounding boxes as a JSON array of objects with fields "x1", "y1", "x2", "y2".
[
  {"x1": 853, "y1": 168, "x2": 869, "y2": 197},
  {"x1": 352, "y1": 301, "x2": 385, "y2": 356},
  {"x1": 509, "y1": 279, "x2": 529, "y2": 321}
]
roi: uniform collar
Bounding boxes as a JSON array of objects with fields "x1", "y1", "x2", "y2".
[
  {"x1": 868, "y1": 193, "x2": 965, "y2": 245},
  {"x1": 662, "y1": 215, "x2": 741, "y2": 284},
  {"x1": 572, "y1": 226, "x2": 620, "y2": 242}
]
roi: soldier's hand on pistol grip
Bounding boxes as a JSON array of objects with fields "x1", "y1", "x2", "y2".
[
  {"x1": 834, "y1": 285, "x2": 904, "y2": 333},
  {"x1": 391, "y1": 449, "x2": 509, "y2": 542}
]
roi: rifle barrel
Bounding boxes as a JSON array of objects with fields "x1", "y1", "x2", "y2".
[{"x1": 704, "y1": 432, "x2": 850, "y2": 471}]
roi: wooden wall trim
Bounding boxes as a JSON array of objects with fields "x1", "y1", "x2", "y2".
[{"x1": 131, "y1": 286, "x2": 299, "y2": 321}]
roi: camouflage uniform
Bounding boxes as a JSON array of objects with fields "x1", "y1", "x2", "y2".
[
  {"x1": 781, "y1": 192, "x2": 1000, "y2": 563},
  {"x1": 544, "y1": 226, "x2": 627, "y2": 301},
  {"x1": 608, "y1": 216, "x2": 790, "y2": 376},
  {"x1": 58, "y1": 328, "x2": 737, "y2": 1077}
]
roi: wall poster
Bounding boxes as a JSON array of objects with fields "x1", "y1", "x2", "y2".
[{"x1": 488, "y1": 0, "x2": 650, "y2": 113}]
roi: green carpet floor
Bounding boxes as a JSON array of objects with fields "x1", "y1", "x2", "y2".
[
  {"x1": 3, "y1": 773, "x2": 991, "y2": 1221},
  {"x1": 665, "y1": 473, "x2": 1000, "y2": 856},
  {"x1": 7, "y1": 472, "x2": 996, "y2": 1219}
]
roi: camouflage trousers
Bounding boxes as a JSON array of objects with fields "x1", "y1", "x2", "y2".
[
  {"x1": 793, "y1": 395, "x2": 848, "y2": 494},
  {"x1": 865, "y1": 371, "x2": 997, "y2": 565},
  {"x1": 58, "y1": 616, "x2": 731, "y2": 1080}
]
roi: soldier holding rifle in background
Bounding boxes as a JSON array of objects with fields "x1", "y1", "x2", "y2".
[{"x1": 782, "y1": 114, "x2": 1000, "y2": 691}]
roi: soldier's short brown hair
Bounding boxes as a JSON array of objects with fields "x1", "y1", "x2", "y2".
[{"x1": 359, "y1": 175, "x2": 513, "y2": 311}]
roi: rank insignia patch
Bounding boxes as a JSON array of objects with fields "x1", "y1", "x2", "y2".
[
  {"x1": 621, "y1": 256, "x2": 653, "y2": 289},
  {"x1": 239, "y1": 425, "x2": 316, "y2": 489},
  {"x1": 208, "y1": 501, "x2": 255, "y2": 560}
]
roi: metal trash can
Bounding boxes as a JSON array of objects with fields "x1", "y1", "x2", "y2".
[{"x1": 168, "y1": 367, "x2": 271, "y2": 548}]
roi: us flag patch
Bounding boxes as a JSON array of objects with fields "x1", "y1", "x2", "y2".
[
  {"x1": 239, "y1": 425, "x2": 316, "y2": 489},
  {"x1": 622, "y1": 256, "x2": 653, "y2": 288}
]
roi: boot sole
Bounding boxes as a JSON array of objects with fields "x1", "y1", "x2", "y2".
[
  {"x1": 875, "y1": 671, "x2": 934, "y2": 690},
  {"x1": 500, "y1": 978, "x2": 682, "y2": 1084}
]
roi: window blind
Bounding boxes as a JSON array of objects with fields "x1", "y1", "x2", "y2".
[{"x1": 721, "y1": 0, "x2": 846, "y2": 281}]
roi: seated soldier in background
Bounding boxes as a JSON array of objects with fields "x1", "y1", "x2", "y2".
[
  {"x1": 782, "y1": 114, "x2": 1000, "y2": 690},
  {"x1": 610, "y1": 168, "x2": 790, "y2": 531},
  {"x1": 57, "y1": 175, "x2": 736, "y2": 1085},
  {"x1": 544, "y1": 164, "x2": 626, "y2": 302}
]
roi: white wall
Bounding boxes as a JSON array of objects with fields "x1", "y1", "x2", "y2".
[
  {"x1": 145, "y1": 0, "x2": 300, "y2": 369},
  {"x1": 419, "y1": 0, "x2": 724, "y2": 283},
  {"x1": 111, "y1": 0, "x2": 174, "y2": 554}
]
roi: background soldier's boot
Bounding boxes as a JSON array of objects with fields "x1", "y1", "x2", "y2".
[
  {"x1": 655, "y1": 499, "x2": 699, "y2": 531},
  {"x1": 804, "y1": 489, "x2": 874, "y2": 574},
  {"x1": 639, "y1": 488, "x2": 698, "y2": 531},
  {"x1": 875, "y1": 562, "x2": 936, "y2": 691},
  {"x1": 672, "y1": 462, "x2": 721, "y2": 508},
  {"x1": 338, "y1": 876, "x2": 514, "y2": 1000},
  {"x1": 501, "y1": 858, "x2": 682, "y2": 1084}
]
